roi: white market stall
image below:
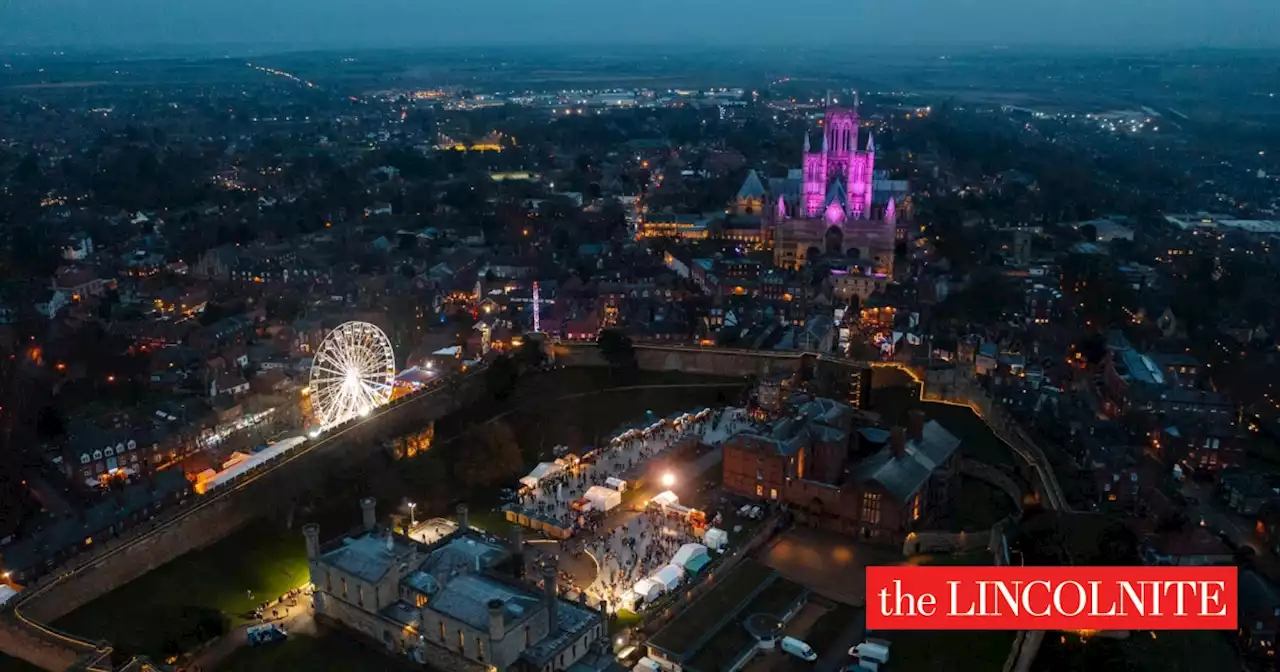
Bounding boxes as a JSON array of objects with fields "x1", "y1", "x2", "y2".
[
  {"x1": 651, "y1": 490, "x2": 679, "y2": 509},
  {"x1": 632, "y1": 578, "x2": 664, "y2": 603},
  {"x1": 650, "y1": 564, "x2": 685, "y2": 592},
  {"x1": 703, "y1": 527, "x2": 729, "y2": 551},
  {"x1": 605, "y1": 477, "x2": 628, "y2": 492},
  {"x1": 583, "y1": 485, "x2": 622, "y2": 512},
  {"x1": 520, "y1": 461, "x2": 565, "y2": 489},
  {"x1": 672, "y1": 543, "x2": 709, "y2": 570}
]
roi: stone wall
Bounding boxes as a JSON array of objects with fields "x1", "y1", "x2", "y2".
[
  {"x1": 959, "y1": 459, "x2": 1027, "y2": 511},
  {"x1": 2, "y1": 375, "x2": 486, "y2": 670},
  {"x1": 553, "y1": 343, "x2": 807, "y2": 379}
]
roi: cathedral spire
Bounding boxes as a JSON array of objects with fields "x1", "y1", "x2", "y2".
[
  {"x1": 886, "y1": 196, "x2": 896, "y2": 224},
  {"x1": 803, "y1": 131, "x2": 811, "y2": 153},
  {"x1": 866, "y1": 132, "x2": 876, "y2": 154}
]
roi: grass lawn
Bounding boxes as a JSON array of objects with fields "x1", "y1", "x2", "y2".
[
  {"x1": 940, "y1": 476, "x2": 1019, "y2": 532},
  {"x1": 687, "y1": 624, "x2": 754, "y2": 672},
  {"x1": 55, "y1": 518, "x2": 309, "y2": 658},
  {"x1": 876, "y1": 630, "x2": 1015, "y2": 671},
  {"x1": 610, "y1": 608, "x2": 643, "y2": 634},
  {"x1": 649, "y1": 560, "x2": 776, "y2": 657},
  {"x1": 216, "y1": 631, "x2": 421, "y2": 672},
  {"x1": 744, "y1": 577, "x2": 806, "y2": 618}
]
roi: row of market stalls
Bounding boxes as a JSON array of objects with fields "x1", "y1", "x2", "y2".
[{"x1": 622, "y1": 490, "x2": 730, "y2": 610}]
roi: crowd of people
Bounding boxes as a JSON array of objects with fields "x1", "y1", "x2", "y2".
[{"x1": 584, "y1": 506, "x2": 702, "y2": 609}]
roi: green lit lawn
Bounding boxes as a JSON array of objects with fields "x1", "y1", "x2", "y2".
[{"x1": 55, "y1": 518, "x2": 309, "y2": 658}]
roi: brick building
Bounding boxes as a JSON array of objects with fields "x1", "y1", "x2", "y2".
[{"x1": 723, "y1": 400, "x2": 961, "y2": 546}]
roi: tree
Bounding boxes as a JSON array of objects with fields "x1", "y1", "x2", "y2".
[
  {"x1": 484, "y1": 354, "x2": 519, "y2": 401},
  {"x1": 518, "y1": 338, "x2": 545, "y2": 368},
  {"x1": 455, "y1": 420, "x2": 522, "y2": 490},
  {"x1": 597, "y1": 328, "x2": 635, "y2": 369}
]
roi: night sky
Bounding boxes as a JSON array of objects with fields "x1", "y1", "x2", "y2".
[{"x1": 2, "y1": 0, "x2": 1277, "y2": 50}]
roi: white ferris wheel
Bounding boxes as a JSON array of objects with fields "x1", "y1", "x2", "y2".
[{"x1": 309, "y1": 321, "x2": 397, "y2": 428}]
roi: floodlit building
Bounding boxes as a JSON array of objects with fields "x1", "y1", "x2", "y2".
[{"x1": 307, "y1": 501, "x2": 604, "y2": 671}]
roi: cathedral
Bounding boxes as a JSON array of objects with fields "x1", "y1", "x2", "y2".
[{"x1": 735, "y1": 105, "x2": 901, "y2": 278}]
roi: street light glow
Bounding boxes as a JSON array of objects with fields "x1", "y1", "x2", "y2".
[{"x1": 661, "y1": 473, "x2": 675, "y2": 488}]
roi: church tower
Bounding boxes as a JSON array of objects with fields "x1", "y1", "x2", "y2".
[{"x1": 802, "y1": 131, "x2": 826, "y2": 217}]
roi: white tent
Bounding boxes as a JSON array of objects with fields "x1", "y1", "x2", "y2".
[
  {"x1": 651, "y1": 564, "x2": 684, "y2": 591},
  {"x1": 703, "y1": 527, "x2": 729, "y2": 551},
  {"x1": 651, "y1": 490, "x2": 679, "y2": 508},
  {"x1": 0, "y1": 585, "x2": 18, "y2": 607},
  {"x1": 672, "y1": 543, "x2": 709, "y2": 569},
  {"x1": 584, "y1": 485, "x2": 621, "y2": 512},
  {"x1": 632, "y1": 578, "x2": 663, "y2": 602},
  {"x1": 605, "y1": 476, "x2": 627, "y2": 492},
  {"x1": 520, "y1": 461, "x2": 564, "y2": 488}
]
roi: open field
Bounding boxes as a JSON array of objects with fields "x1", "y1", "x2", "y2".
[{"x1": 54, "y1": 519, "x2": 309, "y2": 659}]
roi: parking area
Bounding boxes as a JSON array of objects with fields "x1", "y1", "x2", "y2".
[{"x1": 760, "y1": 527, "x2": 901, "y2": 606}]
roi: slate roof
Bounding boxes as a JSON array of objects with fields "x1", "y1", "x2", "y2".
[
  {"x1": 431, "y1": 574, "x2": 541, "y2": 631},
  {"x1": 737, "y1": 170, "x2": 767, "y2": 201},
  {"x1": 849, "y1": 420, "x2": 961, "y2": 500},
  {"x1": 321, "y1": 533, "x2": 415, "y2": 583}
]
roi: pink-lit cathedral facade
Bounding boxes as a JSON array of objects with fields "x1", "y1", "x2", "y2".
[{"x1": 736, "y1": 105, "x2": 900, "y2": 285}]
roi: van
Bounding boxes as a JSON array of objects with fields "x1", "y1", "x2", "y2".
[
  {"x1": 853, "y1": 642, "x2": 890, "y2": 664},
  {"x1": 781, "y1": 636, "x2": 818, "y2": 661}
]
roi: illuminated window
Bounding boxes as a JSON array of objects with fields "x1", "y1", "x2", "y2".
[
  {"x1": 415, "y1": 593, "x2": 428, "y2": 608},
  {"x1": 769, "y1": 488, "x2": 778, "y2": 500},
  {"x1": 458, "y1": 629, "x2": 465, "y2": 652},
  {"x1": 341, "y1": 577, "x2": 348, "y2": 598},
  {"x1": 912, "y1": 494, "x2": 921, "y2": 521},
  {"x1": 439, "y1": 621, "x2": 446, "y2": 642},
  {"x1": 358, "y1": 585, "x2": 365, "y2": 607},
  {"x1": 477, "y1": 637, "x2": 485, "y2": 661},
  {"x1": 861, "y1": 492, "x2": 882, "y2": 525},
  {"x1": 756, "y1": 484, "x2": 764, "y2": 497}
]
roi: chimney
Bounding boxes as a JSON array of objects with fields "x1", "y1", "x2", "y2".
[
  {"x1": 488, "y1": 599, "x2": 506, "y2": 641},
  {"x1": 542, "y1": 563, "x2": 559, "y2": 636},
  {"x1": 890, "y1": 427, "x2": 907, "y2": 460},
  {"x1": 907, "y1": 409, "x2": 926, "y2": 442},
  {"x1": 360, "y1": 497, "x2": 377, "y2": 532},
  {"x1": 303, "y1": 523, "x2": 321, "y2": 560},
  {"x1": 509, "y1": 526, "x2": 525, "y2": 580},
  {"x1": 457, "y1": 503, "x2": 469, "y2": 533}
]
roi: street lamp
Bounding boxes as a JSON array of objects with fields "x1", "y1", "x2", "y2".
[
  {"x1": 661, "y1": 473, "x2": 675, "y2": 488},
  {"x1": 408, "y1": 502, "x2": 417, "y2": 527}
]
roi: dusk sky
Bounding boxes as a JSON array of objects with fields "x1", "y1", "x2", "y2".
[{"x1": 2, "y1": 0, "x2": 1278, "y2": 50}]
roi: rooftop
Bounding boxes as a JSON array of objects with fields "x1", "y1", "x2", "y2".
[
  {"x1": 321, "y1": 532, "x2": 417, "y2": 583},
  {"x1": 849, "y1": 420, "x2": 961, "y2": 500}
]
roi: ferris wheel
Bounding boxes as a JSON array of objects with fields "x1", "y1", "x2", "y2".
[{"x1": 309, "y1": 321, "x2": 397, "y2": 428}]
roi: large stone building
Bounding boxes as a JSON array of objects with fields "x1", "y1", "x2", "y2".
[
  {"x1": 723, "y1": 401, "x2": 960, "y2": 545},
  {"x1": 306, "y1": 500, "x2": 604, "y2": 672},
  {"x1": 733, "y1": 106, "x2": 902, "y2": 289}
]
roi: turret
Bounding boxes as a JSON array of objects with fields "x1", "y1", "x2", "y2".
[
  {"x1": 803, "y1": 131, "x2": 811, "y2": 153},
  {"x1": 886, "y1": 197, "x2": 897, "y2": 225},
  {"x1": 488, "y1": 599, "x2": 506, "y2": 641},
  {"x1": 542, "y1": 562, "x2": 559, "y2": 636},
  {"x1": 457, "y1": 503, "x2": 469, "y2": 533},
  {"x1": 360, "y1": 497, "x2": 376, "y2": 532},
  {"x1": 303, "y1": 523, "x2": 321, "y2": 559}
]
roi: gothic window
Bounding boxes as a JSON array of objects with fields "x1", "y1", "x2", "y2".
[
  {"x1": 861, "y1": 492, "x2": 882, "y2": 525},
  {"x1": 127, "y1": 440, "x2": 136, "y2": 451},
  {"x1": 92, "y1": 449, "x2": 103, "y2": 460},
  {"x1": 80, "y1": 453, "x2": 90, "y2": 465},
  {"x1": 104, "y1": 447, "x2": 114, "y2": 457}
]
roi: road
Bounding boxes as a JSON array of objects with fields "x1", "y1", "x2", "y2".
[{"x1": 1181, "y1": 478, "x2": 1280, "y2": 579}]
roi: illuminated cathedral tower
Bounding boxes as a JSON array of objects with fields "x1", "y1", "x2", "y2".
[{"x1": 801, "y1": 106, "x2": 875, "y2": 220}]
